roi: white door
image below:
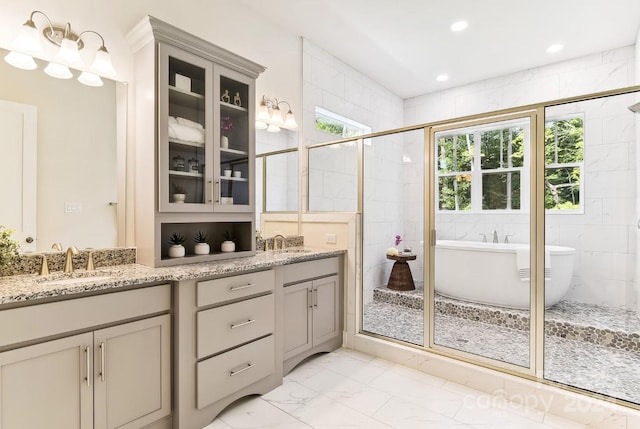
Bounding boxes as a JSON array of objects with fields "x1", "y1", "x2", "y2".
[{"x1": 0, "y1": 100, "x2": 36, "y2": 252}]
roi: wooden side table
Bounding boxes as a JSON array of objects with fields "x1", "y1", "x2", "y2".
[{"x1": 386, "y1": 253, "x2": 417, "y2": 291}]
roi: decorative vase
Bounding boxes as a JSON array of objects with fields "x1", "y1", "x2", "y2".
[
  {"x1": 194, "y1": 242, "x2": 210, "y2": 255},
  {"x1": 221, "y1": 240, "x2": 236, "y2": 252},
  {"x1": 168, "y1": 245, "x2": 185, "y2": 258},
  {"x1": 221, "y1": 135, "x2": 229, "y2": 149},
  {"x1": 172, "y1": 193, "x2": 186, "y2": 203}
]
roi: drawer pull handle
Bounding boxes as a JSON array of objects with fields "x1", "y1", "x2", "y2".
[
  {"x1": 229, "y1": 362, "x2": 255, "y2": 377},
  {"x1": 230, "y1": 319, "x2": 256, "y2": 329},
  {"x1": 229, "y1": 283, "x2": 257, "y2": 292}
]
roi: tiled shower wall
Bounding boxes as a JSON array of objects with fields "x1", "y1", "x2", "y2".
[
  {"x1": 403, "y1": 46, "x2": 637, "y2": 308},
  {"x1": 302, "y1": 39, "x2": 404, "y2": 304}
]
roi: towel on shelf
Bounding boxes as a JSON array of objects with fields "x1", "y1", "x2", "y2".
[
  {"x1": 515, "y1": 247, "x2": 551, "y2": 282},
  {"x1": 168, "y1": 117, "x2": 205, "y2": 144},
  {"x1": 176, "y1": 116, "x2": 204, "y2": 130}
]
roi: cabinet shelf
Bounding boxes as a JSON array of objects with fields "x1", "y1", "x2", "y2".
[
  {"x1": 169, "y1": 85, "x2": 204, "y2": 99},
  {"x1": 220, "y1": 101, "x2": 248, "y2": 112},
  {"x1": 221, "y1": 176, "x2": 248, "y2": 182},
  {"x1": 220, "y1": 147, "x2": 248, "y2": 163},
  {"x1": 169, "y1": 170, "x2": 203, "y2": 178},
  {"x1": 169, "y1": 138, "x2": 205, "y2": 149}
]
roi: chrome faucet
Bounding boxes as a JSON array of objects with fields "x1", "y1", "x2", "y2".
[
  {"x1": 479, "y1": 233, "x2": 487, "y2": 242},
  {"x1": 491, "y1": 230, "x2": 499, "y2": 243},
  {"x1": 272, "y1": 234, "x2": 286, "y2": 250},
  {"x1": 63, "y1": 246, "x2": 79, "y2": 273},
  {"x1": 504, "y1": 234, "x2": 513, "y2": 244}
]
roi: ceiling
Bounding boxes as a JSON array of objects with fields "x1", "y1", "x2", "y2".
[{"x1": 239, "y1": 0, "x2": 640, "y2": 99}]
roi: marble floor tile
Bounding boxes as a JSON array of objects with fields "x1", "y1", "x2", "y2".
[{"x1": 208, "y1": 349, "x2": 589, "y2": 429}]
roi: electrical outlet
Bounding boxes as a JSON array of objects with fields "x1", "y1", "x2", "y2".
[
  {"x1": 325, "y1": 233, "x2": 337, "y2": 244},
  {"x1": 64, "y1": 202, "x2": 83, "y2": 214}
]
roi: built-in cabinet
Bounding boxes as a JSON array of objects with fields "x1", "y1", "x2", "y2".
[
  {"x1": 281, "y1": 257, "x2": 343, "y2": 374},
  {"x1": 129, "y1": 16, "x2": 265, "y2": 266},
  {"x1": 0, "y1": 285, "x2": 171, "y2": 429},
  {"x1": 173, "y1": 269, "x2": 281, "y2": 429}
]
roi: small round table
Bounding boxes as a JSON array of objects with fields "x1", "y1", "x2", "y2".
[{"x1": 386, "y1": 253, "x2": 416, "y2": 291}]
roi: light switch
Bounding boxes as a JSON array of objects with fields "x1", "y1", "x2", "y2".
[{"x1": 65, "y1": 202, "x2": 83, "y2": 214}]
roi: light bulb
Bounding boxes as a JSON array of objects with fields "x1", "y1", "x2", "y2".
[
  {"x1": 11, "y1": 19, "x2": 44, "y2": 57},
  {"x1": 283, "y1": 111, "x2": 297, "y2": 129},
  {"x1": 4, "y1": 51, "x2": 37, "y2": 70},
  {"x1": 255, "y1": 121, "x2": 268, "y2": 130},
  {"x1": 266, "y1": 124, "x2": 280, "y2": 133},
  {"x1": 89, "y1": 46, "x2": 116, "y2": 77},
  {"x1": 270, "y1": 106, "x2": 283, "y2": 126},
  {"x1": 55, "y1": 37, "x2": 84, "y2": 68},
  {"x1": 257, "y1": 103, "x2": 270, "y2": 121},
  {"x1": 44, "y1": 62, "x2": 73, "y2": 79},
  {"x1": 78, "y1": 71, "x2": 104, "y2": 87}
]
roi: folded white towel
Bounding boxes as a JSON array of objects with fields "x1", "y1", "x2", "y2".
[
  {"x1": 176, "y1": 116, "x2": 203, "y2": 130},
  {"x1": 516, "y1": 247, "x2": 551, "y2": 282},
  {"x1": 168, "y1": 116, "x2": 178, "y2": 124},
  {"x1": 168, "y1": 122, "x2": 205, "y2": 143}
]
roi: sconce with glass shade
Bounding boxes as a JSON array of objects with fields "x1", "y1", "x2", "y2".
[
  {"x1": 256, "y1": 95, "x2": 298, "y2": 133},
  {"x1": 4, "y1": 10, "x2": 116, "y2": 87}
]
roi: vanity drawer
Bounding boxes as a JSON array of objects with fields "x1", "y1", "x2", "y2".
[
  {"x1": 281, "y1": 257, "x2": 339, "y2": 285},
  {"x1": 196, "y1": 335, "x2": 275, "y2": 409},
  {"x1": 196, "y1": 293, "x2": 274, "y2": 359},
  {"x1": 197, "y1": 270, "x2": 274, "y2": 307}
]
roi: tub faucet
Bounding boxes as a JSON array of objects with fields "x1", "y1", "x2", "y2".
[{"x1": 491, "y1": 230, "x2": 499, "y2": 243}]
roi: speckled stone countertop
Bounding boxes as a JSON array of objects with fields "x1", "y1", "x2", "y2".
[{"x1": 0, "y1": 248, "x2": 345, "y2": 306}]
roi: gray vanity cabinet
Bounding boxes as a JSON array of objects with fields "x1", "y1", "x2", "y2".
[
  {"x1": 0, "y1": 286, "x2": 171, "y2": 429},
  {"x1": 282, "y1": 257, "x2": 343, "y2": 374}
]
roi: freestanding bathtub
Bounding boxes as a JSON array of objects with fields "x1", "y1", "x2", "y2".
[{"x1": 435, "y1": 240, "x2": 575, "y2": 309}]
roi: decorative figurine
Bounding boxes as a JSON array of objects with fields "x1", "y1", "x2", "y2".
[
  {"x1": 221, "y1": 89, "x2": 230, "y2": 103},
  {"x1": 233, "y1": 92, "x2": 242, "y2": 107}
]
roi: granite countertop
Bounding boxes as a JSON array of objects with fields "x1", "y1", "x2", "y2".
[{"x1": 0, "y1": 248, "x2": 345, "y2": 306}]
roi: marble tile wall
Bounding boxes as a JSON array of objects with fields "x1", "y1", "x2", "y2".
[
  {"x1": 302, "y1": 39, "x2": 405, "y2": 304},
  {"x1": 402, "y1": 46, "x2": 638, "y2": 309}
]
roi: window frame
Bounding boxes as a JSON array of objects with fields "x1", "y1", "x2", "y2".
[
  {"x1": 543, "y1": 114, "x2": 585, "y2": 215},
  {"x1": 435, "y1": 119, "x2": 530, "y2": 214}
]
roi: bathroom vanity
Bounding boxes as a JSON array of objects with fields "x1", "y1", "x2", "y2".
[{"x1": 0, "y1": 249, "x2": 345, "y2": 429}]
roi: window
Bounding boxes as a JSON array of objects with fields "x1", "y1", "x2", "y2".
[
  {"x1": 544, "y1": 116, "x2": 584, "y2": 211},
  {"x1": 314, "y1": 107, "x2": 371, "y2": 138},
  {"x1": 436, "y1": 120, "x2": 526, "y2": 212}
]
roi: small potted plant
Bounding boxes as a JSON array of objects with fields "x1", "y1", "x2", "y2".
[
  {"x1": 0, "y1": 225, "x2": 20, "y2": 267},
  {"x1": 220, "y1": 116, "x2": 234, "y2": 149},
  {"x1": 172, "y1": 183, "x2": 186, "y2": 203},
  {"x1": 168, "y1": 232, "x2": 186, "y2": 258},
  {"x1": 193, "y1": 231, "x2": 210, "y2": 255},
  {"x1": 220, "y1": 231, "x2": 236, "y2": 253}
]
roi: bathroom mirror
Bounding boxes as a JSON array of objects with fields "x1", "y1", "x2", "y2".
[
  {"x1": 0, "y1": 47, "x2": 125, "y2": 252},
  {"x1": 255, "y1": 128, "x2": 299, "y2": 233}
]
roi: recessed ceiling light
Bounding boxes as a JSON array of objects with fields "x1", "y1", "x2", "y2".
[
  {"x1": 450, "y1": 21, "x2": 468, "y2": 32},
  {"x1": 546, "y1": 43, "x2": 564, "y2": 53},
  {"x1": 436, "y1": 74, "x2": 449, "y2": 82}
]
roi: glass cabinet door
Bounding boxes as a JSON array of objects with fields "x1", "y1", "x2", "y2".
[
  {"x1": 214, "y1": 66, "x2": 255, "y2": 212},
  {"x1": 158, "y1": 44, "x2": 213, "y2": 212}
]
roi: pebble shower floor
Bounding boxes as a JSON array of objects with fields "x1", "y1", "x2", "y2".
[{"x1": 363, "y1": 289, "x2": 640, "y2": 405}]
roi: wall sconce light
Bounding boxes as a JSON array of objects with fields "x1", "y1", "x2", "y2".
[
  {"x1": 256, "y1": 95, "x2": 298, "y2": 132},
  {"x1": 4, "y1": 10, "x2": 116, "y2": 87}
]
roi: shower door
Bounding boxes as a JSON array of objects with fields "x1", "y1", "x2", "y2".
[{"x1": 430, "y1": 113, "x2": 536, "y2": 370}]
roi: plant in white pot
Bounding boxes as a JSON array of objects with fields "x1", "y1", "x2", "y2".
[
  {"x1": 220, "y1": 231, "x2": 236, "y2": 253},
  {"x1": 168, "y1": 233, "x2": 186, "y2": 258},
  {"x1": 193, "y1": 231, "x2": 210, "y2": 255},
  {"x1": 172, "y1": 184, "x2": 186, "y2": 203}
]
